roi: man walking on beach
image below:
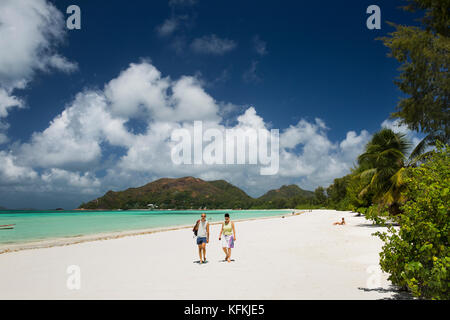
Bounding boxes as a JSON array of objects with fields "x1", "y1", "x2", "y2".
[{"x1": 194, "y1": 214, "x2": 209, "y2": 264}]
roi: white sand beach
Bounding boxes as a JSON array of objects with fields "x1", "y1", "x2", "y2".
[{"x1": 0, "y1": 210, "x2": 403, "y2": 299}]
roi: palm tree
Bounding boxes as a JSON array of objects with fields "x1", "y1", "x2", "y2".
[
  {"x1": 408, "y1": 129, "x2": 449, "y2": 165},
  {"x1": 357, "y1": 128, "x2": 412, "y2": 215}
]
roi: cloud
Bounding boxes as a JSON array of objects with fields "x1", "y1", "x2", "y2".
[
  {"x1": 0, "y1": 88, "x2": 23, "y2": 118},
  {"x1": 14, "y1": 61, "x2": 220, "y2": 172},
  {"x1": 0, "y1": 131, "x2": 8, "y2": 145},
  {"x1": 18, "y1": 90, "x2": 135, "y2": 171},
  {"x1": 156, "y1": 0, "x2": 195, "y2": 39},
  {"x1": 156, "y1": 17, "x2": 180, "y2": 37},
  {"x1": 0, "y1": 151, "x2": 100, "y2": 199},
  {"x1": 1, "y1": 61, "x2": 375, "y2": 208},
  {"x1": 0, "y1": 0, "x2": 77, "y2": 144},
  {"x1": 190, "y1": 34, "x2": 237, "y2": 55},
  {"x1": 104, "y1": 62, "x2": 170, "y2": 119},
  {"x1": 41, "y1": 169, "x2": 101, "y2": 194},
  {"x1": 156, "y1": 14, "x2": 192, "y2": 38},
  {"x1": 0, "y1": 151, "x2": 38, "y2": 185},
  {"x1": 339, "y1": 130, "x2": 372, "y2": 163},
  {"x1": 0, "y1": 0, "x2": 77, "y2": 88},
  {"x1": 0, "y1": 88, "x2": 24, "y2": 144},
  {"x1": 277, "y1": 119, "x2": 370, "y2": 188},
  {"x1": 170, "y1": 76, "x2": 220, "y2": 121},
  {"x1": 105, "y1": 62, "x2": 219, "y2": 122},
  {"x1": 45, "y1": 54, "x2": 78, "y2": 73}
]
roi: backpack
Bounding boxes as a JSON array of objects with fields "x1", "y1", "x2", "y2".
[{"x1": 193, "y1": 219, "x2": 200, "y2": 236}]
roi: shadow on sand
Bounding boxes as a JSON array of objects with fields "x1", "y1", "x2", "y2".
[
  {"x1": 193, "y1": 259, "x2": 236, "y2": 263},
  {"x1": 355, "y1": 222, "x2": 400, "y2": 228},
  {"x1": 358, "y1": 286, "x2": 414, "y2": 300},
  {"x1": 355, "y1": 223, "x2": 386, "y2": 228}
]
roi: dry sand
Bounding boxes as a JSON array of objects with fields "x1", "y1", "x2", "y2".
[{"x1": 0, "y1": 210, "x2": 405, "y2": 299}]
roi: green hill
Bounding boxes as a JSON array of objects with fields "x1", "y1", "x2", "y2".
[
  {"x1": 253, "y1": 184, "x2": 315, "y2": 209},
  {"x1": 79, "y1": 177, "x2": 253, "y2": 210},
  {"x1": 79, "y1": 177, "x2": 315, "y2": 210},
  {"x1": 258, "y1": 184, "x2": 314, "y2": 201}
]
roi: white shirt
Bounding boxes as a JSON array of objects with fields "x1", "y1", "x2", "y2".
[{"x1": 197, "y1": 220, "x2": 208, "y2": 238}]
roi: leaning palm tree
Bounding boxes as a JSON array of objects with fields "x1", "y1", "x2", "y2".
[
  {"x1": 357, "y1": 128, "x2": 412, "y2": 215},
  {"x1": 408, "y1": 128, "x2": 449, "y2": 165}
]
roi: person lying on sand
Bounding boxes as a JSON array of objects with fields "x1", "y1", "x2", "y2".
[{"x1": 333, "y1": 217, "x2": 346, "y2": 225}]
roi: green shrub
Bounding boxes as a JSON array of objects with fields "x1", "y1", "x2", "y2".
[
  {"x1": 364, "y1": 205, "x2": 391, "y2": 225},
  {"x1": 357, "y1": 207, "x2": 367, "y2": 215},
  {"x1": 335, "y1": 198, "x2": 352, "y2": 211},
  {"x1": 375, "y1": 144, "x2": 449, "y2": 299}
]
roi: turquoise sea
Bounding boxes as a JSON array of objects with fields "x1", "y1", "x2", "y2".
[{"x1": 0, "y1": 209, "x2": 290, "y2": 245}]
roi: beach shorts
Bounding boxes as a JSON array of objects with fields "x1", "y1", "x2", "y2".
[
  {"x1": 196, "y1": 237, "x2": 207, "y2": 245},
  {"x1": 221, "y1": 235, "x2": 234, "y2": 248}
]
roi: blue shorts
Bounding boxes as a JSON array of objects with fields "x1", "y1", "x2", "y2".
[{"x1": 197, "y1": 237, "x2": 207, "y2": 245}]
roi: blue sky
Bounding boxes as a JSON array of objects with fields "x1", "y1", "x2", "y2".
[{"x1": 0, "y1": 0, "x2": 422, "y2": 209}]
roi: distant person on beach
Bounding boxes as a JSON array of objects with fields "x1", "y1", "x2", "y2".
[
  {"x1": 333, "y1": 217, "x2": 346, "y2": 225},
  {"x1": 193, "y1": 213, "x2": 209, "y2": 263},
  {"x1": 219, "y1": 213, "x2": 236, "y2": 263}
]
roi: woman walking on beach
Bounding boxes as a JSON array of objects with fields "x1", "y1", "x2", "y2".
[
  {"x1": 219, "y1": 213, "x2": 236, "y2": 263},
  {"x1": 194, "y1": 213, "x2": 209, "y2": 264}
]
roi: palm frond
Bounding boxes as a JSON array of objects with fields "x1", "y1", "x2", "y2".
[
  {"x1": 409, "y1": 134, "x2": 431, "y2": 161},
  {"x1": 408, "y1": 130, "x2": 448, "y2": 165},
  {"x1": 359, "y1": 168, "x2": 377, "y2": 180},
  {"x1": 390, "y1": 167, "x2": 407, "y2": 188}
]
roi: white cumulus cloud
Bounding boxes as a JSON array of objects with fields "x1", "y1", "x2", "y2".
[
  {"x1": 0, "y1": 0, "x2": 77, "y2": 144},
  {"x1": 1, "y1": 61, "x2": 375, "y2": 207}
]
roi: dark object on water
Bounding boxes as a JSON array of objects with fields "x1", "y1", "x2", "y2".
[{"x1": 0, "y1": 227, "x2": 14, "y2": 230}]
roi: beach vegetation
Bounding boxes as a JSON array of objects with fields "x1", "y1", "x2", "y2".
[
  {"x1": 375, "y1": 144, "x2": 449, "y2": 299},
  {"x1": 356, "y1": 128, "x2": 411, "y2": 215},
  {"x1": 312, "y1": 186, "x2": 327, "y2": 206},
  {"x1": 379, "y1": 0, "x2": 449, "y2": 156},
  {"x1": 324, "y1": 128, "x2": 413, "y2": 216}
]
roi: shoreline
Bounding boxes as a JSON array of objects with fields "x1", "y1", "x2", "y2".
[
  {"x1": 0, "y1": 210, "x2": 303, "y2": 255},
  {"x1": 0, "y1": 210, "x2": 401, "y2": 299}
]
